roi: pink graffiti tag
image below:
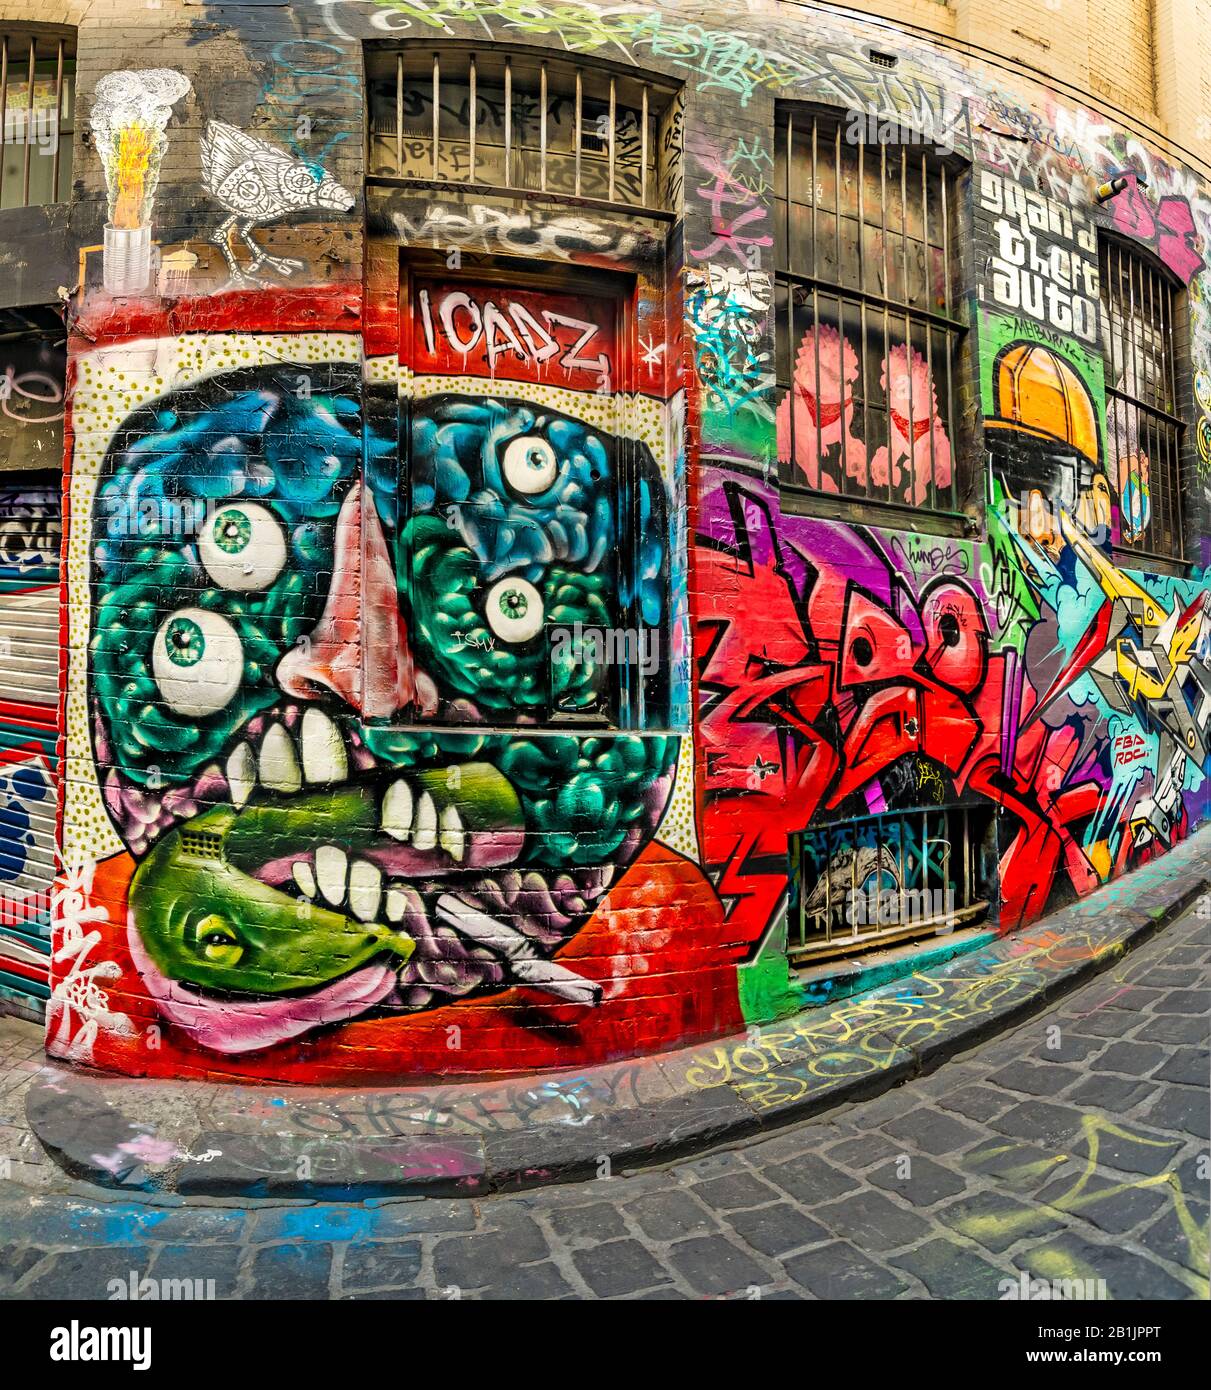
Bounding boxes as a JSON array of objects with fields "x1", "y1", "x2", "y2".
[
  {"x1": 691, "y1": 153, "x2": 774, "y2": 267},
  {"x1": 1110, "y1": 175, "x2": 1205, "y2": 285}
]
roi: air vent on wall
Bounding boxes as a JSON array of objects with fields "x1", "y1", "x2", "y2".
[{"x1": 868, "y1": 50, "x2": 898, "y2": 69}]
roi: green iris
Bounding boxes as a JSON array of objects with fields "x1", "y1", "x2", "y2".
[
  {"x1": 164, "y1": 616, "x2": 205, "y2": 668},
  {"x1": 213, "y1": 509, "x2": 252, "y2": 554},
  {"x1": 501, "y1": 588, "x2": 528, "y2": 619}
]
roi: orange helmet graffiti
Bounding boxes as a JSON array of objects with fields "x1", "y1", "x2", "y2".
[{"x1": 990, "y1": 342, "x2": 1101, "y2": 465}]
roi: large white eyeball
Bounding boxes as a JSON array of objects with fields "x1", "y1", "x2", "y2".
[
  {"x1": 152, "y1": 608, "x2": 244, "y2": 716},
  {"x1": 502, "y1": 435, "x2": 558, "y2": 495},
  {"x1": 199, "y1": 503, "x2": 286, "y2": 591},
  {"x1": 485, "y1": 577, "x2": 544, "y2": 644}
]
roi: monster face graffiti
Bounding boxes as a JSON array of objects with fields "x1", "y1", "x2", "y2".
[{"x1": 89, "y1": 365, "x2": 674, "y2": 1053}]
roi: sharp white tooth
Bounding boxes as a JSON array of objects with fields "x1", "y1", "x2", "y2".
[
  {"x1": 381, "y1": 779, "x2": 414, "y2": 841},
  {"x1": 292, "y1": 860, "x2": 317, "y2": 898},
  {"x1": 226, "y1": 743, "x2": 255, "y2": 810},
  {"x1": 439, "y1": 804, "x2": 465, "y2": 862},
  {"x1": 385, "y1": 888, "x2": 406, "y2": 923},
  {"x1": 412, "y1": 791, "x2": 438, "y2": 851},
  {"x1": 348, "y1": 859, "x2": 383, "y2": 922},
  {"x1": 300, "y1": 707, "x2": 348, "y2": 784},
  {"x1": 315, "y1": 845, "x2": 348, "y2": 905},
  {"x1": 259, "y1": 723, "x2": 301, "y2": 794}
]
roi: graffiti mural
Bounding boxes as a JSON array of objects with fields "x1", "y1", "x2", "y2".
[
  {"x1": 58, "y1": 306, "x2": 725, "y2": 1074},
  {"x1": 0, "y1": 337, "x2": 66, "y2": 471},
  {"x1": 91, "y1": 69, "x2": 191, "y2": 296},
  {"x1": 38, "y1": 0, "x2": 1211, "y2": 1074},
  {"x1": 0, "y1": 483, "x2": 60, "y2": 1012}
]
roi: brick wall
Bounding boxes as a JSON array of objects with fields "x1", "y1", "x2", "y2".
[{"x1": 0, "y1": 0, "x2": 1205, "y2": 1079}]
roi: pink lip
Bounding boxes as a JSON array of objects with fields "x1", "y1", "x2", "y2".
[{"x1": 127, "y1": 915, "x2": 398, "y2": 1055}]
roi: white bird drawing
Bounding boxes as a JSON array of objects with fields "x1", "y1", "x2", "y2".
[{"x1": 200, "y1": 120, "x2": 355, "y2": 283}]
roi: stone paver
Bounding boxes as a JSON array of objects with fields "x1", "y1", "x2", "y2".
[{"x1": 1, "y1": 901, "x2": 1207, "y2": 1301}]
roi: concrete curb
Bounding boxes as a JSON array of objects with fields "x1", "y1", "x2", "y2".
[{"x1": 26, "y1": 829, "x2": 1211, "y2": 1199}]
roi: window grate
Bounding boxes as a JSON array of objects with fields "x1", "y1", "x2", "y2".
[
  {"x1": 0, "y1": 30, "x2": 74, "y2": 210},
  {"x1": 789, "y1": 806, "x2": 988, "y2": 963},
  {"x1": 775, "y1": 106, "x2": 965, "y2": 512},
  {"x1": 1099, "y1": 238, "x2": 1184, "y2": 562},
  {"x1": 367, "y1": 47, "x2": 676, "y2": 213}
]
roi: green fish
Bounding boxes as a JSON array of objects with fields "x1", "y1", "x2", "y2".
[{"x1": 130, "y1": 806, "x2": 414, "y2": 995}]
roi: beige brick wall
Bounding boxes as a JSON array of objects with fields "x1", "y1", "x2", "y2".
[
  {"x1": 2, "y1": 1, "x2": 1207, "y2": 169},
  {"x1": 1088, "y1": 0, "x2": 1157, "y2": 116},
  {"x1": 806, "y1": 0, "x2": 1210, "y2": 164},
  {"x1": 0, "y1": 2, "x2": 89, "y2": 23}
]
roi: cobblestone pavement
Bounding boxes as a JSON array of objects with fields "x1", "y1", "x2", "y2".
[{"x1": 1, "y1": 905, "x2": 1208, "y2": 1301}]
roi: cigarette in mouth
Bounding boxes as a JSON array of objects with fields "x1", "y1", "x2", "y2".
[{"x1": 434, "y1": 894, "x2": 603, "y2": 1006}]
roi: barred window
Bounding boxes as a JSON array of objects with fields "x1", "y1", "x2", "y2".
[
  {"x1": 1100, "y1": 239, "x2": 1184, "y2": 560},
  {"x1": 774, "y1": 107, "x2": 964, "y2": 511},
  {"x1": 789, "y1": 806, "x2": 988, "y2": 964},
  {"x1": 0, "y1": 29, "x2": 74, "y2": 209},
  {"x1": 367, "y1": 47, "x2": 680, "y2": 213}
]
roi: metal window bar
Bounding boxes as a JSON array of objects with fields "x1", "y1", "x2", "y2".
[
  {"x1": 789, "y1": 807, "x2": 987, "y2": 963},
  {"x1": 503, "y1": 57, "x2": 512, "y2": 188},
  {"x1": 920, "y1": 151, "x2": 944, "y2": 510},
  {"x1": 640, "y1": 83, "x2": 648, "y2": 206},
  {"x1": 573, "y1": 67, "x2": 582, "y2": 197},
  {"x1": 607, "y1": 74, "x2": 616, "y2": 203},
  {"x1": 1100, "y1": 238, "x2": 1184, "y2": 561},
  {"x1": 775, "y1": 110, "x2": 963, "y2": 510},
  {"x1": 396, "y1": 52, "x2": 403, "y2": 174},
  {"x1": 387, "y1": 52, "x2": 664, "y2": 210},
  {"x1": 812, "y1": 118, "x2": 822, "y2": 480},
  {"x1": 835, "y1": 122, "x2": 844, "y2": 495},
  {"x1": 467, "y1": 53, "x2": 476, "y2": 184},
  {"x1": 857, "y1": 139, "x2": 869, "y2": 495},
  {"x1": 51, "y1": 36, "x2": 64, "y2": 199},
  {"x1": 431, "y1": 52, "x2": 440, "y2": 181},
  {"x1": 786, "y1": 110, "x2": 795, "y2": 475},
  {"x1": 880, "y1": 135, "x2": 893, "y2": 502},
  {"x1": 539, "y1": 62, "x2": 547, "y2": 192},
  {"x1": 0, "y1": 39, "x2": 8, "y2": 207},
  {"x1": 0, "y1": 32, "x2": 73, "y2": 208},
  {"x1": 21, "y1": 37, "x2": 34, "y2": 205}
]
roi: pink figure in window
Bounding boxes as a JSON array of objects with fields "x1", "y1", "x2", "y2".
[
  {"x1": 871, "y1": 343, "x2": 952, "y2": 506},
  {"x1": 776, "y1": 323, "x2": 868, "y2": 491}
]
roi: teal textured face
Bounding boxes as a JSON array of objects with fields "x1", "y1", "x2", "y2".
[
  {"x1": 89, "y1": 365, "x2": 676, "y2": 1049},
  {"x1": 91, "y1": 365, "x2": 383, "y2": 787}
]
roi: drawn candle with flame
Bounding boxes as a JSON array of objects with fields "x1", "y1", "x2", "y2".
[{"x1": 90, "y1": 69, "x2": 190, "y2": 296}]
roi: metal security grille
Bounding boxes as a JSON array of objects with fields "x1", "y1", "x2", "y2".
[
  {"x1": 367, "y1": 47, "x2": 677, "y2": 212},
  {"x1": 1099, "y1": 239, "x2": 1184, "y2": 561},
  {"x1": 789, "y1": 807, "x2": 988, "y2": 963},
  {"x1": 0, "y1": 29, "x2": 74, "y2": 209},
  {"x1": 774, "y1": 107, "x2": 964, "y2": 511}
]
